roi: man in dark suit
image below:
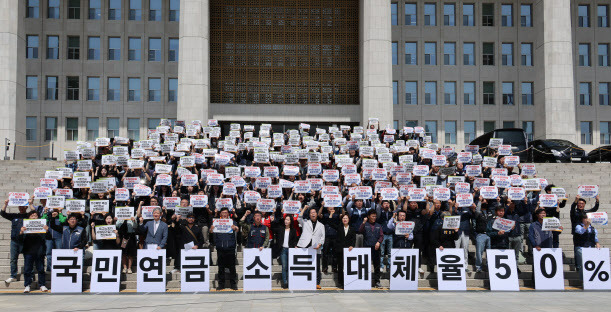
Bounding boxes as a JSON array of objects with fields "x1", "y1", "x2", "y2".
[{"x1": 138, "y1": 207, "x2": 168, "y2": 249}]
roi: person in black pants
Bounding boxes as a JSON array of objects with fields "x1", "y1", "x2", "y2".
[
  {"x1": 272, "y1": 215, "x2": 299, "y2": 288},
  {"x1": 359, "y1": 209, "x2": 383, "y2": 288},
  {"x1": 335, "y1": 214, "x2": 356, "y2": 288},
  {"x1": 209, "y1": 208, "x2": 239, "y2": 290}
]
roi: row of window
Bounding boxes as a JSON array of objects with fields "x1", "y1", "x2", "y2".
[
  {"x1": 580, "y1": 121, "x2": 611, "y2": 145},
  {"x1": 391, "y1": 3, "x2": 534, "y2": 27},
  {"x1": 26, "y1": 0, "x2": 179, "y2": 21},
  {"x1": 392, "y1": 81, "x2": 533, "y2": 106},
  {"x1": 26, "y1": 76, "x2": 177, "y2": 102},
  {"x1": 26, "y1": 35, "x2": 178, "y2": 62},
  {"x1": 392, "y1": 41, "x2": 533, "y2": 66},
  {"x1": 577, "y1": 43, "x2": 611, "y2": 66},
  {"x1": 26, "y1": 116, "x2": 174, "y2": 142},
  {"x1": 578, "y1": 82, "x2": 611, "y2": 106}
]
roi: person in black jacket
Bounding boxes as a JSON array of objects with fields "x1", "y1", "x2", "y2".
[
  {"x1": 209, "y1": 208, "x2": 240, "y2": 290},
  {"x1": 486, "y1": 206, "x2": 516, "y2": 249},
  {"x1": 272, "y1": 215, "x2": 299, "y2": 288},
  {"x1": 320, "y1": 206, "x2": 340, "y2": 274},
  {"x1": 335, "y1": 214, "x2": 356, "y2": 288},
  {"x1": 18, "y1": 211, "x2": 48, "y2": 293},
  {"x1": 472, "y1": 198, "x2": 491, "y2": 272},
  {"x1": 173, "y1": 213, "x2": 205, "y2": 272},
  {"x1": 431, "y1": 212, "x2": 459, "y2": 251}
]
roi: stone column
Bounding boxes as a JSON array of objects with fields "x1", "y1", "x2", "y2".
[
  {"x1": 177, "y1": 0, "x2": 209, "y2": 122},
  {"x1": 359, "y1": 0, "x2": 393, "y2": 128},
  {"x1": 0, "y1": 0, "x2": 25, "y2": 159},
  {"x1": 537, "y1": 0, "x2": 576, "y2": 142}
]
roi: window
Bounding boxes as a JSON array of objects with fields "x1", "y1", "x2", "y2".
[
  {"x1": 502, "y1": 82, "x2": 514, "y2": 105},
  {"x1": 128, "y1": 37, "x2": 141, "y2": 61},
  {"x1": 26, "y1": 117, "x2": 37, "y2": 141},
  {"x1": 393, "y1": 121, "x2": 399, "y2": 130},
  {"x1": 522, "y1": 82, "x2": 533, "y2": 105},
  {"x1": 26, "y1": 0, "x2": 39, "y2": 18},
  {"x1": 128, "y1": 118, "x2": 140, "y2": 141},
  {"x1": 580, "y1": 82, "x2": 592, "y2": 106},
  {"x1": 45, "y1": 76, "x2": 58, "y2": 100},
  {"x1": 579, "y1": 43, "x2": 591, "y2": 66},
  {"x1": 601, "y1": 122, "x2": 611, "y2": 144},
  {"x1": 405, "y1": 120, "x2": 418, "y2": 128},
  {"x1": 463, "y1": 42, "x2": 474, "y2": 65},
  {"x1": 424, "y1": 3, "x2": 436, "y2": 26},
  {"x1": 148, "y1": 78, "x2": 161, "y2": 102},
  {"x1": 581, "y1": 121, "x2": 592, "y2": 145},
  {"x1": 405, "y1": 82, "x2": 417, "y2": 105},
  {"x1": 425, "y1": 81, "x2": 437, "y2": 105},
  {"x1": 109, "y1": 0, "x2": 121, "y2": 20},
  {"x1": 392, "y1": 81, "x2": 398, "y2": 105},
  {"x1": 521, "y1": 43, "x2": 533, "y2": 66},
  {"x1": 501, "y1": 4, "x2": 512, "y2": 27},
  {"x1": 66, "y1": 118, "x2": 78, "y2": 141},
  {"x1": 599, "y1": 5, "x2": 609, "y2": 27},
  {"x1": 444, "y1": 4, "x2": 455, "y2": 26},
  {"x1": 107, "y1": 118, "x2": 120, "y2": 138},
  {"x1": 464, "y1": 121, "x2": 476, "y2": 144},
  {"x1": 579, "y1": 5, "x2": 590, "y2": 27},
  {"x1": 87, "y1": 77, "x2": 100, "y2": 101},
  {"x1": 445, "y1": 121, "x2": 456, "y2": 144},
  {"x1": 503, "y1": 121, "x2": 515, "y2": 129},
  {"x1": 169, "y1": 0, "x2": 179, "y2": 21},
  {"x1": 502, "y1": 43, "x2": 513, "y2": 66},
  {"x1": 129, "y1": 0, "x2": 141, "y2": 20},
  {"x1": 88, "y1": 36, "x2": 100, "y2": 60},
  {"x1": 523, "y1": 121, "x2": 534, "y2": 141},
  {"x1": 26, "y1": 76, "x2": 38, "y2": 100},
  {"x1": 108, "y1": 77, "x2": 120, "y2": 101},
  {"x1": 89, "y1": 0, "x2": 101, "y2": 20},
  {"x1": 464, "y1": 82, "x2": 475, "y2": 105},
  {"x1": 600, "y1": 82, "x2": 609, "y2": 106},
  {"x1": 444, "y1": 42, "x2": 455, "y2": 65},
  {"x1": 392, "y1": 42, "x2": 398, "y2": 65},
  {"x1": 46, "y1": 36, "x2": 59, "y2": 59},
  {"x1": 444, "y1": 81, "x2": 456, "y2": 105},
  {"x1": 67, "y1": 36, "x2": 80, "y2": 60},
  {"x1": 425, "y1": 121, "x2": 438, "y2": 143},
  {"x1": 599, "y1": 44, "x2": 609, "y2": 66},
  {"x1": 87, "y1": 118, "x2": 99, "y2": 141},
  {"x1": 66, "y1": 76, "x2": 79, "y2": 100},
  {"x1": 148, "y1": 118, "x2": 161, "y2": 129},
  {"x1": 169, "y1": 38, "x2": 179, "y2": 62},
  {"x1": 482, "y1": 3, "x2": 494, "y2": 26},
  {"x1": 405, "y1": 42, "x2": 417, "y2": 65},
  {"x1": 391, "y1": 3, "x2": 398, "y2": 25},
  {"x1": 483, "y1": 82, "x2": 495, "y2": 105},
  {"x1": 148, "y1": 38, "x2": 161, "y2": 61},
  {"x1": 48, "y1": 0, "x2": 59, "y2": 19},
  {"x1": 405, "y1": 3, "x2": 416, "y2": 25},
  {"x1": 463, "y1": 4, "x2": 474, "y2": 26},
  {"x1": 425, "y1": 42, "x2": 436, "y2": 65},
  {"x1": 68, "y1": 0, "x2": 80, "y2": 19},
  {"x1": 484, "y1": 121, "x2": 496, "y2": 133},
  {"x1": 26, "y1": 35, "x2": 38, "y2": 59},
  {"x1": 108, "y1": 37, "x2": 121, "y2": 60},
  {"x1": 483, "y1": 43, "x2": 494, "y2": 66},
  {"x1": 521, "y1": 4, "x2": 532, "y2": 27},
  {"x1": 128, "y1": 78, "x2": 141, "y2": 101},
  {"x1": 149, "y1": 0, "x2": 161, "y2": 21},
  {"x1": 45, "y1": 117, "x2": 57, "y2": 141}
]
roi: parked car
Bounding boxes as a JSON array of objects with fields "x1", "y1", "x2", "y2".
[
  {"x1": 588, "y1": 145, "x2": 611, "y2": 162},
  {"x1": 529, "y1": 139, "x2": 588, "y2": 163},
  {"x1": 469, "y1": 128, "x2": 529, "y2": 162}
]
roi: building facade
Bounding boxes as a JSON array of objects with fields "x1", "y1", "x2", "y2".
[{"x1": 0, "y1": 0, "x2": 609, "y2": 160}]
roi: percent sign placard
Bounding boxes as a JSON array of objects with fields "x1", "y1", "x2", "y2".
[{"x1": 582, "y1": 248, "x2": 611, "y2": 290}]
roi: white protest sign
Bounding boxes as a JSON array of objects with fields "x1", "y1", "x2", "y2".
[
  {"x1": 90, "y1": 250, "x2": 122, "y2": 293},
  {"x1": 23, "y1": 219, "x2": 46, "y2": 234},
  {"x1": 64, "y1": 199, "x2": 85, "y2": 212},
  {"x1": 395, "y1": 221, "x2": 415, "y2": 235},
  {"x1": 288, "y1": 248, "x2": 318, "y2": 290},
  {"x1": 436, "y1": 248, "x2": 466, "y2": 291},
  {"x1": 137, "y1": 249, "x2": 166, "y2": 292},
  {"x1": 588, "y1": 212, "x2": 608, "y2": 226},
  {"x1": 492, "y1": 218, "x2": 516, "y2": 232},
  {"x1": 141, "y1": 206, "x2": 158, "y2": 220},
  {"x1": 46, "y1": 196, "x2": 65, "y2": 209},
  {"x1": 487, "y1": 249, "x2": 519, "y2": 291},
  {"x1": 257, "y1": 198, "x2": 276, "y2": 213},
  {"x1": 282, "y1": 201, "x2": 301, "y2": 214},
  {"x1": 433, "y1": 188, "x2": 451, "y2": 201},
  {"x1": 90, "y1": 200, "x2": 110, "y2": 214},
  {"x1": 542, "y1": 217, "x2": 562, "y2": 231},
  {"x1": 533, "y1": 248, "x2": 565, "y2": 290},
  {"x1": 454, "y1": 182, "x2": 470, "y2": 194},
  {"x1": 442, "y1": 216, "x2": 460, "y2": 229},
  {"x1": 212, "y1": 219, "x2": 234, "y2": 233},
  {"x1": 180, "y1": 249, "x2": 210, "y2": 292},
  {"x1": 408, "y1": 188, "x2": 426, "y2": 202},
  {"x1": 539, "y1": 194, "x2": 558, "y2": 208},
  {"x1": 578, "y1": 185, "x2": 599, "y2": 198},
  {"x1": 343, "y1": 248, "x2": 372, "y2": 290},
  {"x1": 190, "y1": 195, "x2": 208, "y2": 208},
  {"x1": 521, "y1": 163, "x2": 536, "y2": 176},
  {"x1": 582, "y1": 248, "x2": 611, "y2": 290},
  {"x1": 389, "y1": 248, "x2": 420, "y2": 291},
  {"x1": 551, "y1": 187, "x2": 567, "y2": 200},
  {"x1": 133, "y1": 184, "x2": 152, "y2": 197},
  {"x1": 480, "y1": 186, "x2": 499, "y2": 199},
  {"x1": 115, "y1": 207, "x2": 134, "y2": 220},
  {"x1": 95, "y1": 225, "x2": 116, "y2": 240},
  {"x1": 52, "y1": 249, "x2": 83, "y2": 293},
  {"x1": 115, "y1": 188, "x2": 130, "y2": 202},
  {"x1": 243, "y1": 248, "x2": 272, "y2": 291},
  {"x1": 34, "y1": 187, "x2": 53, "y2": 199},
  {"x1": 456, "y1": 193, "x2": 473, "y2": 207},
  {"x1": 8, "y1": 192, "x2": 29, "y2": 206},
  {"x1": 380, "y1": 188, "x2": 399, "y2": 201},
  {"x1": 505, "y1": 156, "x2": 520, "y2": 167}
]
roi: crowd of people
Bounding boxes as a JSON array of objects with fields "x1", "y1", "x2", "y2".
[{"x1": 1, "y1": 118, "x2": 603, "y2": 293}]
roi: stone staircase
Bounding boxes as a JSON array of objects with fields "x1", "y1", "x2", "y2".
[{"x1": 0, "y1": 161, "x2": 607, "y2": 290}]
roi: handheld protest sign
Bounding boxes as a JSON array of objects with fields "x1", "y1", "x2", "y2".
[
  {"x1": 115, "y1": 207, "x2": 134, "y2": 220},
  {"x1": 243, "y1": 248, "x2": 272, "y2": 291},
  {"x1": 582, "y1": 248, "x2": 611, "y2": 290},
  {"x1": 23, "y1": 219, "x2": 46, "y2": 234},
  {"x1": 90, "y1": 250, "x2": 122, "y2": 293},
  {"x1": 588, "y1": 212, "x2": 608, "y2": 226},
  {"x1": 95, "y1": 225, "x2": 116, "y2": 240},
  {"x1": 212, "y1": 219, "x2": 234, "y2": 233},
  {"x1": 343, "y1": 248, "x2": 372, "y2": 290},
  {"x1": 8, "y1": 192, "x2": 29, "y2": 206},
  {"x1": 289, "y1": 248, "x2": 317, "y2": 290},
  {"x1": 137, "y1": 249, "x2": 166, "y2": 293},
  {"x1": 533, "y1": 248, "x2": 565, "y2": 290},
  {"x1": 52, "y1": 249, "x2": 83, "y2": 293},
  {"x1": 389, "y1": 248, "x2": 419, "y2": 291},
  {"x1": 436, "y1": 248, "x2": 466, "y2": 291},
  {"x1": 487, "y1": 249, "x2": 519, "y2": 291},
  {"x1": 578, "y1": 185, "x2": 599, "y2": 198},
  {"x1": 542, "y1": 217, "x2": 562, "y2": 231},
  {"x1": 442, "y1": 216, "x2": 460, "y2": 229},
  {"x1": 181, "y1": 248, "x2": 211, "y2": 292}
]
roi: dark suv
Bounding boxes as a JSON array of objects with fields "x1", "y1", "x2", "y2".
[{"x1": 470, "y1": 128, "x2": 529, "y2": 162}]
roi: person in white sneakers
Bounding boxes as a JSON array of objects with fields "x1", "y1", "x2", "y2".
[{"x1": 18, "y1": 211, "x2": 49, "y2": 293}]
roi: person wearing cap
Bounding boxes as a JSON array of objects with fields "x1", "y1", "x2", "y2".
[
  {"x1": 172, "y1": 212, "x2": 205, "y2": 273},
  {"x1": 359, "y1": 209, "x2": 384, "y2": 288},
  {"x1": 2, "y1": 198, "x2": 35, "y2": 284}
]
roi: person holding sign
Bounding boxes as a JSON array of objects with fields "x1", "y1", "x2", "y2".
[
  {"x1": 473, "y1": 198, "x2": 492, "y2": 273},
  {"x1": 431, "y1": 211, "x2": 459, "y2": 253},
  {"x1": 387, "y1": 210, "x2": 413, "y2": 248},
  {"x1": 18, "y1": 211, "x2": 49, "y2": 293},
  {"x1": 335, "y1": 214, "x2": 356, "y2": 288},
  {"x1": 570, "y1": 195, "x2": 600, "y2": 241},
  {"x1": 2, "y1": 198, "x2": 35, "y2": 284},
  {"x1": 271, "y1": 215, "x2": 299, "y2": 288},
  {"x1": 209, "y1": 208, "x2": 239, "y2": 290},
  {"x1": 47, "y1": 213, "x2": 88, "y2": 251},
  {"x1": 486, "y1": 206, "x2": 516, "y2": 249},
  {"x1": 90, "y1": 213, "x2": 120, "y2": 250},
  {"x1": 297, "y1": 207, "x2": 325, "y2": 289},
  {"x1": 138, "y1": 207, "x2": 168, "y2": 250},
  {"x1": 574, "y1": 212, "x2": 602, "y2": 276},
  {"x1": 41, "y1": 206, "x2": 66, "y2": 271},
  {"x1": 359, "y1": 209, "x2": 384, "y2": 288},
  {"x1": 528, "y1": 208, "x2": 553, "y2": 251},
  {"x1": 172, "y1": 213, "x2": 205, "y2": 273}
]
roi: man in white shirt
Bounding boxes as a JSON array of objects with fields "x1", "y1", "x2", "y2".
[{"x1": 297, "y1": 207, "x2": 325, "y2": 289}]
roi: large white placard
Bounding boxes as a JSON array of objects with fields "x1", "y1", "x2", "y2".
[
  {"x1": 436, "y1": 248, "x2": 466, "y2": 291},
  {"x1": 343, "y1": 248, "x2": 372, "y2": 290},
  {"x1": 486, "y1": 249, "x2": 519, "y2": 291},
  {"x1": 243, "y1": 248, "x2": 272, "y2": 291},
  {"x1": 389, "y1": 248, "x2": 419, "y2": 291},
  {"x1": 90, "y1": 250, "x2": 122, "y2": 293},
  {"x1": 533, "y1": 248, "x2": 565, "y2": 290},
  {"x1": 137, "y1": 249, "x2": 167, "y2": 293},
  {"x1": 288, "y1": 248, "x2": 317, "y2": 290},
  {"x1": 51, "y1": 249, "x2": 83, "y2": 293},
  {"x1": 181, "y1": 249, "x2": 210, "y2": 292},
  {"x1": 582, "y1": 248, "x2": 611, "y2": 290}
]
